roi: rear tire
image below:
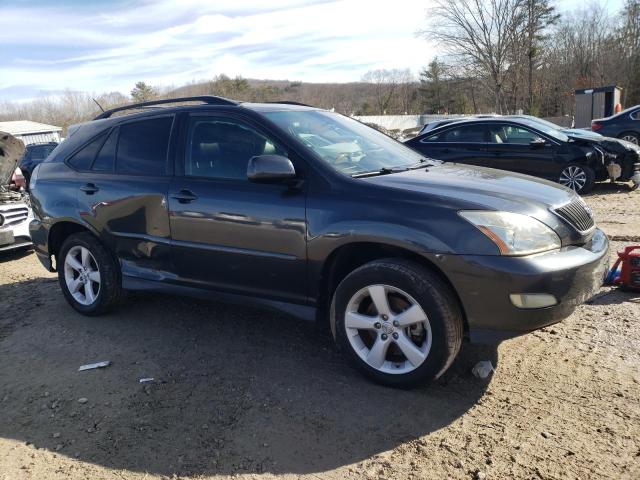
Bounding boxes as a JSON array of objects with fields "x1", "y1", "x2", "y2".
[
  {"x1": 58, "y1": 232, "x2": 122, "y2": 316},
  {"x1": 619, "y1": 132, "x2": 640, "y2": 144},
  {"x1": 331, "y1": 258, "x2": 464, "y2": 388},
  {"x1": 558, "y1": 163, "x2": 595, "y2": 194}
]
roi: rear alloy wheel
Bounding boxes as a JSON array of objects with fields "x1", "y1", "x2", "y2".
[
  {"x1": 332, "y1": 259, "x2": 463, "y2": 388},
  {"x1": 558, "y1": 164, "x2": 595, "y2": 194},
  {"x1": 64, "y1": 245, "x2": 101, "y2": 306},
  {"x1": 58, "y1": 233, "x2": 122, "y2": 315},
  {"x1": 620, "y1": 132, "x2": 640, "y2": 144}
]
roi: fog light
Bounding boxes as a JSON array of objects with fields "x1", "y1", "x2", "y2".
[{"x1": 510, "y1": 293, "x2": 558, "y2": 309}]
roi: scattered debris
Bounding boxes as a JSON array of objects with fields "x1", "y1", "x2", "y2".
[
  {"x1": 472, "y1": 361, "x2": 495, "y2": 379},
  {"x1": 139, "y1": 378, "x2": 155, "y2": 384},
  {"x1": 78, "y1": 361, "x2": 111, "y2": 372},
  {"x1": 474, "y1": 469, "x2": 487, "y2": 480}
]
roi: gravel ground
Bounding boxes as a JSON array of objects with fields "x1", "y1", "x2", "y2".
[{"x1": 0, "y1": 184, "x2": 638, "y2": 480}]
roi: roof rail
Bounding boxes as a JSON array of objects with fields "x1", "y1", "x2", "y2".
[
  {"x1": 265, "y1": 100, "x2": 314, "y2": 107},
  {"x1": 93, "y1": 96, "x2": 239, "y2": 120}
]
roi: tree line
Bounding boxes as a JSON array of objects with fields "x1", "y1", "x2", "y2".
[
  {"x1": 0, "y1": 1, "x2": 638, "y2": 133},
  {"x1": 420, "y1": 0, "x2": 640, "y2": 116}
]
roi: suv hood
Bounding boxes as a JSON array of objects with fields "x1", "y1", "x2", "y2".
[
  {"x1": 362, "y1": 163, "x2": 575, "y2": 215},
  {"x1": 0, "y1": 131, "x2": 25, "y2": 186}
]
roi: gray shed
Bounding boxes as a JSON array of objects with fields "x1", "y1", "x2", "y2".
[
  {"x1": 0, "y1": 120, "x2": 62, "y2": 145},
  {"x1": 574, "y1": 86, "x2": 622, "y2": 128}
]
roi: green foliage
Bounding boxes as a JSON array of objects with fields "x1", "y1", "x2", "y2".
[
  {"x1": 130, "y1": 82, "x2": 157, "y2": 103},
  {"x1": 419, "y1": 58, "x2": 446, "y2": 113}
]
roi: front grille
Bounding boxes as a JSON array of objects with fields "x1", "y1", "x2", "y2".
[
  {"x1": 0, "y1": 205, "x2": 29, "y2": 227},
  {"x1": 554, "y1": 199, "x2": 595, "y2": 233}
]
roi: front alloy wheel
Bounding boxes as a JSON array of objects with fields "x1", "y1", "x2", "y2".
[
  {"x1": 345, "y1": 285, "x2": 432, "y2": 374},
  {"x1": 558, "y1": 164, "x2": 595, "y2": 193},
  {"x1": 333, "y1": 259, "x2": 464, "y2": 388}
]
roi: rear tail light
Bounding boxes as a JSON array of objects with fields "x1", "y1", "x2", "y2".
[{"x1": 592, "y1": 122, "x2": 603, "y2": 131}]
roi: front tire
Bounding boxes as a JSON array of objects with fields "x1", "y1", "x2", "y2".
[
  {"x1": 331, "y1": 258, "x2": 464, "y2": 388},
  {"x1": 58, "y1": 232, "x2": 122, "y2": 315},
  {"x1": 558, "y1": 164, "x2": 595, "y2": 194}
]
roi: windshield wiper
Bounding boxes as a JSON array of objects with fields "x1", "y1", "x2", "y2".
[
  {"x1": 351, "y1": 166, "x2": 409, "y2": 178},
  {"x1": 351, "y1": 158, "x2": 436, "y2": 178}
]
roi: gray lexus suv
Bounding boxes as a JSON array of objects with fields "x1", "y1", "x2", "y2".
[{"x1": 29, "y1": 96, "x2": 609, "y2": 387}]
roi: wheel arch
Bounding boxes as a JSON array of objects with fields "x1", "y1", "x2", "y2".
[
  {"x1": 316, "y1": 241, "x2": 469, "y2": 335},
  {"x1": 48, "y1": 220, "x2": 101, "y2": 270}
]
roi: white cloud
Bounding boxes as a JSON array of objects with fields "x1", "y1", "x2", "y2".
[{"x1": 0, "y1": 0, "x2": 438, "y2": 100}]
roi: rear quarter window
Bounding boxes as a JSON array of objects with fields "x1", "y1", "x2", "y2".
[
  {"x1": 66, "y1": 132, "x2": 108, "y2": 171},
  {"x1": 116, "y1": 117, "x2": 173, "y2": 176},
  {"x1": 92, "y1": 128, "x2": 117, "y2": 172},
  {"x1": 421, "y1": 132, "x2": 441, "y2": 142}
]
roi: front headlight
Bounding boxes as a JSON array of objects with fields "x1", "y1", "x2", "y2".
[{"x1": 459, "y1": 211, "x2": 561, "y2": 256}]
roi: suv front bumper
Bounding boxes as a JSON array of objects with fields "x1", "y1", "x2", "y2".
[{"x1": 441, "y1": 228, "x2": 609, "y2": 343}]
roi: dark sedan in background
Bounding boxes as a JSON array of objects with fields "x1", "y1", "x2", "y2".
[
  {"x1": 19, "y1": 141, "x2": 58, "y2": 187},
  {"x1": 592, "y1": 105, "x2": 640, "y2": 144},
  {"x1": 405, "y1": 118, "x2": 640, "y2": 193}
]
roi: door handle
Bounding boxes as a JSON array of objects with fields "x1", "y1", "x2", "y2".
[
  {"x1": 80, "y1": 183, "x2": 99, "y2": 194},
  {"x1": 171, "y1": 189, "x2": 198, "y2": 203}
]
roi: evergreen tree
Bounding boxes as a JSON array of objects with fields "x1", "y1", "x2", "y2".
[{"x1": 130, "y1": 82, "x2": 158, "y2": 103}]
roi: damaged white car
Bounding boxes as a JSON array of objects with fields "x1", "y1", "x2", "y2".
[{"x1": 0, "y1": 131, "x2": 33, "y2": 252}]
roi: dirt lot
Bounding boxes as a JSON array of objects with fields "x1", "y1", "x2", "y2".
[{"x1": 1, "y1": 184, "x2": 639, "y2": 480}]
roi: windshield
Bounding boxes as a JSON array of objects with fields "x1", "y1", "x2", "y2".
[
  {"x1": 514, "y1": 115, "x2": 564, "y2": 130},
  {"x1": 517, "y1": 118, "x2": 569, "y2": 142},
  {"x1": 263, "y1": 110, "x2": 429, "y2": 176}
]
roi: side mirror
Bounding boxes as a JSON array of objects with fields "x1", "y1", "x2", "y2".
[
  {"x1": 247, "y1": 155, "x2": 296, "y2": 183},
  {"x1": 529, "y1": 138, "x2": 547, "y2": 148}
]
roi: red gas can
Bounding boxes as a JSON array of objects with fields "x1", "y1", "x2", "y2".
[{"x1": 610, "y1": 246, "x2": 640, "y2": 292}]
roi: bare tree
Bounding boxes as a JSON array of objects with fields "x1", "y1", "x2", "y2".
[
  {"x1": 362, "y1": 69, "x2": 402, "y2": 114},
  {"x1": 522, "y1": 0, "x2": 559, "y2": 114},
  {"x1": 619, "y1": 0, "x2": 640, "y2": 104},
  {"x1": 422, "y1": 0, "x2": 526, "y2": 113}
]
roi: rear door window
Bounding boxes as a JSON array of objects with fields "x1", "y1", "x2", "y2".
[
  {"x1": 116, "y1": 117, "x2": 173, "y2": 176},
  {"x1": 441, "y1": 125, "x2": 487, "y2": 142}
]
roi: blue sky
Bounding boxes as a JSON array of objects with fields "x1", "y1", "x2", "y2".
[{"x1": 0, "y1": 0, "x2": 627, "y2": 101}]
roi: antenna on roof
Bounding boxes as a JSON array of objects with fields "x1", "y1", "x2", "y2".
[{"x1": 92, "y1": 98, "x2": 105, "y2": 113}]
